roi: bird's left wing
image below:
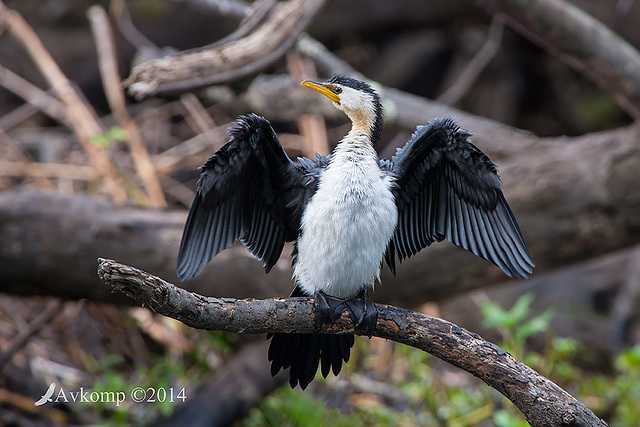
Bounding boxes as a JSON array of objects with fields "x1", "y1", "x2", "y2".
[
  {"x1": 177, "y1": 114, "x2": 306, "y2": 281},
  {"x1": 381, "y1": 118, "x2": 534, "y2": 278}
]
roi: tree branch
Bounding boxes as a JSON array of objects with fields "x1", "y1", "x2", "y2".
[
  {"x1": 88, "y1": 5, "x2": 167, "y2": 208},
  {"x1": 0, "y1": 2, "x2": 129, "y2": 204},
  {"x1": 436, "y1": 15, "x2": 505, "y2": 106},
  {"x1": 97, "y1": 258, "x2": 607, "y2": 427},
  {"x1": 123, "y1": 0, "x2": 326, "y2": 99},
  {"x1": 475, "y1": 0, "x2": 640, "y2": 119}
]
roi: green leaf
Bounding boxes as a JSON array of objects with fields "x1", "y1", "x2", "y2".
[
  {"x1": 507, "y1": 294, "x2": 535, "y2": 326},
  {"x1": 481, "y1": 294, "x2": 535, "y2": 330},
  {"x1": 615, "y1": 345, "x2": 640, "y2": 372},
  {"x1": 89, "y1": 133, "x2": 110, "y2": 148},
  {"x1": 480, "y1": 300, "x2": 510, "y2": 329},
  {"x1": 105, "y1": 126, "x2": 128, "y2": 142},
  {"x1": 515, "y1": 309, "x2": 553, "y2": 341}
]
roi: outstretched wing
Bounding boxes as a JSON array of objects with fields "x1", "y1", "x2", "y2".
[
  {"x1": 177, "y1": 114, "x2": 307, "y2": 281},
  {"x1": 382, "y1": 118, "x2": 534, "y2": 279}
]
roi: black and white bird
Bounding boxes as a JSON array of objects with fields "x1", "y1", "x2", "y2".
[{"x1": 177, "y1": 75, "x2": 534, "y2": 389}]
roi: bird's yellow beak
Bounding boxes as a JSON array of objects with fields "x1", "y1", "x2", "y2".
[{"x1": 301, "y1": 80, "x2": 340, "y2": 103}]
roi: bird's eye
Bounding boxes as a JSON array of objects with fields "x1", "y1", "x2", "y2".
[{"x1": 333, "y1": 87, "x2": 342, "y2": 94}]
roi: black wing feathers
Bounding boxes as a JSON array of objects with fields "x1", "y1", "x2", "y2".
[
  {"x1": 385, "y1": 118, "x2": 534, "y2": 278},
  {"x1": 177, "y1": 114, "x2": 302, "y2": 281}
]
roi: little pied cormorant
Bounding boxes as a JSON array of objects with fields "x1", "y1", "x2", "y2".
[{"x1": 177, "y1": 75, "x2": 534, "y2": 389}]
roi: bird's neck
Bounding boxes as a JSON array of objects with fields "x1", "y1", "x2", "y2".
[
  {"x1": 348, "y1": 110, "x2": 375, "y2": 135},
  {"x1": 343, "y1": 103, "x2": 383, "y2": 147},
  {"x1": 335, "y1": 129, "x2": 377, "y2": 159},
  {"x1": 342, "y1": 112, "x2": 381, "y2": 149}
]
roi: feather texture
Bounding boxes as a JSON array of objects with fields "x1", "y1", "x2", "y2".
[
  {"x1": 382, "y1": 118, "x2": 534, "y2": 278},
  {"x1": 177, "y1": 114, "x2": 313, "y2": 281}
]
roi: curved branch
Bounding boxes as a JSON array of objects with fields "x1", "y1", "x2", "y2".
[
  {"x1": 475, "y1": 0, "x2": 640, "y2": 119},
  {"x1": 436, "y1": 15, "x2": 505, "y2": 106},
  {"x1": 97, "y1": 258, "x2": 608, "y2": 427},
  {"x1": 124, "y1": 0, "x2": 326, "y2": 99}
]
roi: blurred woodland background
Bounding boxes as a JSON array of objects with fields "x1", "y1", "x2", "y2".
[{"x1": 1, "y1": 0, "x2": 640, "y2": 425}]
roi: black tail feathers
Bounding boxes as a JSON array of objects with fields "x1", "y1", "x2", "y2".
[{"x1": 267, "y1": 332, "x2": 355, "y2": 389}]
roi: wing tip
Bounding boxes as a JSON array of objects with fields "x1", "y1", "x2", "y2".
[
  {"x1": 228, "y1": 113, "x2": 272, "y2": 141},
  {"x1": 176, "y1": 258, "x2": 203, "y2": 282},
  {"x1": 501, "y1": 249, "x2": 535, "y2": 280}
]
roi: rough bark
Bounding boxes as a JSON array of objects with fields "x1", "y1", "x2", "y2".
[{"x1": 97, "y1": 258, "x2": 608, "y2": 427}]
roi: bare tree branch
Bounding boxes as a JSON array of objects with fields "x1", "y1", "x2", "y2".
[
  {"x1": 124, "y1": 0, "x2": 326, "y2": 99},
  {"x1": 0, "y1": 299, "x2": 64, "y2": 370},
  {"x1": 97, "y1": 258, "x2": 608, "y2": 427},
  {"x1": 436, "y1": 15, "x2": 505, "y2": 106},
  {"x1": 475, "y1": 0, "x2": 640, "y2": 119},
  {"x1": 0, "y1": 2, "x2": 129, "y2": 203},
  {"x1": 88, "y1": 5, "x2": 167, "y2": 208},
  {"x1": 0, "y1": 65, "x2": 69, "y2": 130},
  {"x1": 206, "y1": 0, "x2": 276, "y2": 48}
]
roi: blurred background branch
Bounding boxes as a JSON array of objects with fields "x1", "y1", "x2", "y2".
[
  {"x1": 123, "y1": 0, "x2": 326, "y2": 98},
  {"x1": 475, "y1": 0, "x2": 640, "y2": 119}
]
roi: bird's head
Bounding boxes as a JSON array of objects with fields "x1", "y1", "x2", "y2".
[{"x1": 301, "y1": 75, "x2": 383, "y2": 145}]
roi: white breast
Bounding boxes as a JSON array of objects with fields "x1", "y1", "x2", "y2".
[{"x1": 293, "y1": 137, "x2": 398, "y2": 299}]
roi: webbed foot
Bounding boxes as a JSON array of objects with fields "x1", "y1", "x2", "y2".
[
  {"x1": 344, "y1": 288, "x2": 378, "y2": 337},
  {"x1": 313, "y1": 289, "x2": 378, "y2": 337},
  {"x1": 313, "y1": 290, "x2": 347, "y2": 328}
]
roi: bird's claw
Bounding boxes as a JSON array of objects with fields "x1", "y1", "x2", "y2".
[
  {"x1": 313, "y1": 291, "x2": 346, "y2": 329},
  {"x1": 344, "y1": 289, "x2": 378, "y2": 337},
  {"x1": 313, "y1": 289, "x2": 378, "y2": 337}
]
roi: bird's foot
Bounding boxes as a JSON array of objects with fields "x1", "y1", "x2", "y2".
[
  {"x1": 344, "y1": 288, "x2": 378, "y2": 338},
  {"x1": 313, "y1": 291, "x2": 347, "y2": 329},
  {"x1": 313, "y1": 289, "x2": 378, "y2": 337}
]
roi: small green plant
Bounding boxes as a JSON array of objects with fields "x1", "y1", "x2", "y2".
[
  {"x1": 480, "y1": 293, "x2": 554, "y2": 360},
  {"x1": 243, "y1": 387, "x2": 362, "y2": 427},
  {"x1": 586, "y1": 345, "x2": 640, "y2": 425},
  {"x1": 76, "y1": 329, "x2": 234, "y2": 425},
  {"x1": 89, "y1": 126, "x2": 128, "y2": 148}
]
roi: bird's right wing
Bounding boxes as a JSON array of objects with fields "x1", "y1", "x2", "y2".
[{"x1": 177, "y1": 114, "x2": 307, "y2": 281}]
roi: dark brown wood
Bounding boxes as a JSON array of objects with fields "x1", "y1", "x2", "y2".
[
  {"x1": 475, "y1": 0, "x2": 640, "y2": 118},
  {"x1": 97, "y1": 258, "x2": 609, "y2": 427}
]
